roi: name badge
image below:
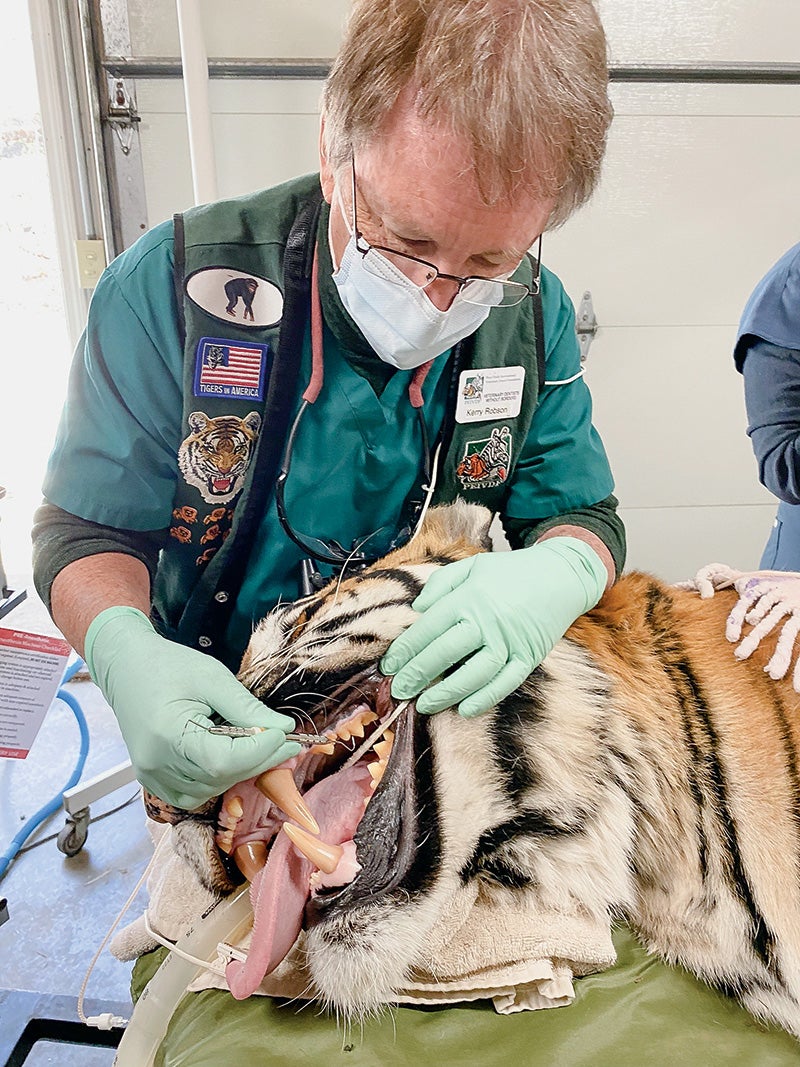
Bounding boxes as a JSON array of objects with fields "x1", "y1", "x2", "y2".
[{"x1": 455, "y1": 366, "x2": 525, "y2": 424}]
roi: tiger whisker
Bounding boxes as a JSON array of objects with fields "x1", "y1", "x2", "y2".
[{"x1": 333, "y1": 530, "x2": 384, "y2": 605}]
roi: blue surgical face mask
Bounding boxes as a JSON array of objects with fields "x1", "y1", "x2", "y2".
[{"x1": 329, "y1": 187, "x2": 490, "y2": 370}]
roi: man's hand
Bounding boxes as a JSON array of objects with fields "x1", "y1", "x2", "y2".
[
  {"x1": 85, "y1": 606, "x2": 301, "y2": 809},
  {"x1": 380, "y1": 538, "x2": 608, "y2": 718}
]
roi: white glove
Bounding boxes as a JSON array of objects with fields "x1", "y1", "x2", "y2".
[
  {"x1": 677, "y1": 563, "x2": 800, "y2": 690},
  {"x1": 674, "y1": 562, "x2": 745, "y2": 599}
]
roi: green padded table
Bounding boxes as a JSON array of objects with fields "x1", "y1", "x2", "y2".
[{"x1": 131, "y1": 925, "x2": 799, "y2": 1066}]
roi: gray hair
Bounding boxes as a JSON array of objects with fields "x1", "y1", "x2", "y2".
[{"x1": 321, "y1": 0, "x2": 613, "y2": 227}]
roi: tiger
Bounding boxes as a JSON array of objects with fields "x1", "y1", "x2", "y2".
[
  {"x1": 177, "y1": 411, "x2": 262, "y2": 506},
  {"x1": 165, "y1": 500, "x2": 800, "y2": 1037}
]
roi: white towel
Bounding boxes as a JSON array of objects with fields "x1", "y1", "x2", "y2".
[{"x1": 112, "y1": 816, "x2": 616, "y2": 1015}]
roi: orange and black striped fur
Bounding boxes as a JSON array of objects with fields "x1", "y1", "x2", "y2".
[{"x1": 217, "y1": 502, "x2": 800, "y2": 1032}]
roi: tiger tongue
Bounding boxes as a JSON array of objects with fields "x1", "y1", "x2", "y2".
[{"x1": 225, "y1": 762, "x2": 372, "y2": 1000}]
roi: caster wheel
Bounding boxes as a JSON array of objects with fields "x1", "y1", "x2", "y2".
[{"x1": 57, "y1": 814, "x2": 89, "y2": 856}]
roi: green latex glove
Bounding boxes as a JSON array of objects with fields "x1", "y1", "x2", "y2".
[
  {"x1": 84, "y1": 606, "x2": 301, "y2": 809},
  {"x1": 381, "y1": 537, "x2": 608, "y2": 717}
]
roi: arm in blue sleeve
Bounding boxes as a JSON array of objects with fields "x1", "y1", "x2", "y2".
[{"x1": 741, "y1": 338, "x2": 800, "y2": 504}]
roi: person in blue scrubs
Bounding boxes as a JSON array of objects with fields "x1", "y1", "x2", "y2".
[
  {"x1": 32, "y1": 0, "x2": 625, "y2": 812},
  {"x1": 735, "y1": 243, "x2": 800, "y2": 569}
]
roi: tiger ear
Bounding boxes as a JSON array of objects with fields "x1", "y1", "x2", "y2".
[
  {"x1": 424, "y1": 501, "x2": 493, "y2": 550},
  {"x1": 382, "y1": 502, "x2": 493, "y2": 567}
]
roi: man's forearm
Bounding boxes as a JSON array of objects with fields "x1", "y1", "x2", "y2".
[
  {"x1": 536, "y1": 524, "x2": 615, "y2": 589},
  {"x1": 50, "y1": 552, "x2": 151, "y2": 657}
]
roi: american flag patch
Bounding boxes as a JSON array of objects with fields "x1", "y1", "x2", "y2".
[{"x1": 193, "y1": 336, "x2": 269, "y2": 400}]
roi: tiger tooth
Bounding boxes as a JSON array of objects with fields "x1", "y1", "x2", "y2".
[
  {"x1": 216, "y1": 828, "x2": 234, "y2": 854},
  {"x1": 368, "y1": 760, "x2": 386, "y2": 785},
  {"x1": 255, "y1": 768, "x2": 320, "y2": 835},
  {"x1": 217, "y1": 794, "x2": 244, "y2": 836},
  {"x1": 233, "y1": 840, "x2": 268, "y2": 882},
  {"x1": 373, "y1": 738, "x2": 393, "y2": 760},
  {"x1": 282, "y1": 823, "x2": 344, "y2": 874},
  {"x1": 312, "y1": 741, "x2": 336, "y2": 755}
]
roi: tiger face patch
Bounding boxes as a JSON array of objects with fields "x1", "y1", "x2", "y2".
[
  {"x1": 178, "y1": 410, "x2": 262, "y2": 505},
  {"x1": 456, "y1": 425, "x2": 512, "y2": 489}
]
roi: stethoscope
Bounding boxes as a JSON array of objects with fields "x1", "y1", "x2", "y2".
[{"x1": 274, "y1": 248, "x2": 453, "y2": 596}]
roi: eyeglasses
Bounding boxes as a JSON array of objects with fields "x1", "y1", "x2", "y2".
[{"x1": 348, "y1": 159, "x2": 541, "y2": 308}]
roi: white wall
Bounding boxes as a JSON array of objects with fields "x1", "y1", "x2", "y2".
[
  {"x1": 124, "y1": 0, "x2": 800, "y2": 579},
  {"x1": 547, "y1": 80, "x2": 798, "y2": 579}
]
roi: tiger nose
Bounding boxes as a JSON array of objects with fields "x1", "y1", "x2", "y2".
[{"x1": 214, "y1": 452, "x2": 235, "y2": 472}]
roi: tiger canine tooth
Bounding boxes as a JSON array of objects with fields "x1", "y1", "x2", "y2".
[
  {"x1": 282, "y1": 823, "x2": 344, "y2": 875},
  {"x1": 255, "y1": 768, "x2": 320, "y2": 835},
  {"x1": 233, "y1": 840, "x2": 268, "y2": 882}
]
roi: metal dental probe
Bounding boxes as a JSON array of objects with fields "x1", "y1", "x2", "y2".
[{"x1": 191, "y1": 721, "x2": 340, "y2": 746}]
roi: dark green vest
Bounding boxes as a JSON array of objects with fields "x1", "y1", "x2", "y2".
[{"x1": 156, "y1": 174, "x2": 544, "y2": 662}]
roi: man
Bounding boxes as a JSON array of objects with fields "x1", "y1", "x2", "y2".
[{"x1": 33, "y1": 0, "x2": 624, "y2": 812}]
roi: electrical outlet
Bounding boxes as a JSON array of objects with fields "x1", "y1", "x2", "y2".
[{"x1": 75, "y1": 239, "x2": 107, "y2": 289}]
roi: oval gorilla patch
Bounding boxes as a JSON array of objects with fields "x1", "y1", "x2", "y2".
[{"x1": 186, "y1": 268, "x2": 283, "y2": 328}]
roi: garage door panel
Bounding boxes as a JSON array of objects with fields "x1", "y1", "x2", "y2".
[
  {"x1": 583, "y1": 324, "x2": 775, "y2": 510},
  {"x1": 599, "y1": 0, "x2": 800, "y2": 65},
  {"x1": 127, "y1": 0, "x2": 349, "y2": 58},
  {"x1": 140, "y1": 110, "x2": 322, "y2": 224},
  {"x1": 136, "y1": 78, "x2": 325, "y2": 117},
  {"x1": 546, "y1": 111, "x2": 800, "y2": 329},
  {"x1": 620, "y1": 504, "x2": 776, "y2": 580}
]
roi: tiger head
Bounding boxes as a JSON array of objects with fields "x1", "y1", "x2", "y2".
[
  {"x1": 185, "y1": 500, "x2": 511, "y2": 1011},
  {"x1": 178, "y1": 411, "x2": 261, "y2": 505}
]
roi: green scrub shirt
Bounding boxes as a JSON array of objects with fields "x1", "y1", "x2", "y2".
[{"x1": 43, "y1": 206, "x2": 615, "y2": 664}]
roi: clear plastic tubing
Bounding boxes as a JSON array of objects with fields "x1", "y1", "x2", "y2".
[{"x1": 113, "y1": 887, "x2": 252, "y2": 1067}]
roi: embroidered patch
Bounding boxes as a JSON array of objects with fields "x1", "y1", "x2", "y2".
[
  {"x1": 177, "y1": 410, "x2": 262, "y2": 506},
  {"x1": 455, "y1": 365, "x2": 525, "y2": 424},
  {"x1": 193, "y1": 337, "x2": 269, "y2": 401},
  {"x1": 456, "y1": 426, "x2": 512, "y2": 490},
  {"x1": 186, "y1": 268, "x2": 283, "y2": 328}
]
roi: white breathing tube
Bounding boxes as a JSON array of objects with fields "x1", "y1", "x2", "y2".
[{"x1": 113, "y1": 886, "x2": 253, "y2": 1067}]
